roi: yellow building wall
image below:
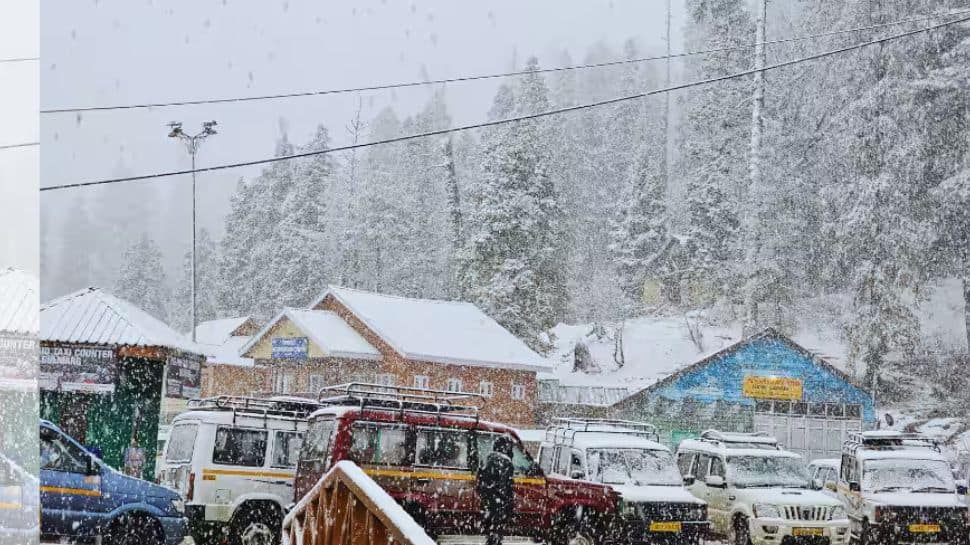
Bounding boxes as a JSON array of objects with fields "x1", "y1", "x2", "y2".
[{"x1": 244, "y1": 317, "x2": 328, "y2": 359}]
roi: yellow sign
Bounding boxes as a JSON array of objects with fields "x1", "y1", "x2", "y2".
[
  {"x1": 793, "y1": 528, "x2": 824, "y2": 537},
  {"x1": 649, "y1": 522, "x2": 682, "y2": 533},
  {"x1": 742, "y1": 375, "x2": 803, "y2": 400},
  {"x1": 908, "y1": 524, "x2": 940, "y2": 534}
]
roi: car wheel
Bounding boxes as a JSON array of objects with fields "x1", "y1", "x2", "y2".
[
  {"x1": 105, "y1": 514, "x2": 162, "y2": 545},
  {"x1": 229, "y1": 505, "x2": 282, "y2": 545},
  {"x1": 733, "y1": 516, "x2": 751, "y2": 545},
  {"x1": 551, "y1": 511, "x2": 600, "y2": 545}
]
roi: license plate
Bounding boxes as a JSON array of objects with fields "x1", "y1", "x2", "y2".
[
  {"x1": 909, "y1": 524, "x2": 941, "y2": 534},
  {"x1": 792, "y1": 527, "x2": 824, "y2": 537},
  {"x1": 649, "y1": 521, "x2": 682, "y2": 533}
]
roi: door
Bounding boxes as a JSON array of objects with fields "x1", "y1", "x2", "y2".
[
  {"x1": 39, "y1": 425, "x2": 104, "y2": 538},
  {"x1": 268, "y1": 430, "x2": 303, "y2": 504},
  {"x1": 412, "y1": 427, "x2": 477, "y2": 532},
  {"x1": 705, "y1": 457, "x2": 733, "y2": 534},
  {"x1": 475, "y1": 432, "x2": 547, "y2": 534}
]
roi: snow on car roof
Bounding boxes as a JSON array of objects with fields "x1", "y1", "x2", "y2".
[
  {"x1": 311, "y1": 286, "x2": 550, "y2": 372},
  {"x1": 567, "y1": 432, "x2": 669, "y2": 451},
  {"x1": 809, "y1": 458, "x2": 839, "y2": 468},
  {"x1": 677, "y1": 439, "x2": 801, "y2": 459},
  {"x1": 857, "y1": 448, "x2": 949, "y2": 462}
]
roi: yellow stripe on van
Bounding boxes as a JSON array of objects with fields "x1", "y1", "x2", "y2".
[
  {"x1": 201, "y1": 468, "x2": 295, "y2": 479},
  {"x1": 40, "y1": 486, "x2": 101, "y2": 497},
  {"x1": 363, "y1": 468, "x2": 545, "y2": 486},
  {"x1": 0, "y1": 501, "x2": 21, "y2": 509}
]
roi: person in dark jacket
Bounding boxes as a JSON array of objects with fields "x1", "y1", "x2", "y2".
[{"x1": 477, "y1": 435, "x2": 515, "y2": 545}]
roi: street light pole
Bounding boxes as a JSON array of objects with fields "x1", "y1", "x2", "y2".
[{"x1": 167, "y1": 121, "x2": 217, "y2": 342}]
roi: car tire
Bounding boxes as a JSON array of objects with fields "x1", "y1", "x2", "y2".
[
  {"x1": 733, "y1": 516, "x2": 752, "y2": 545},
  {"x1": 229, "y1": 504, "x2": 282, "y2": 545},
  {"x1": 550, "y1": 511, "x2": 600, "y2": 545},
  {"x1": 104, "y1": 513, "x2": 163, "y2": 545}
]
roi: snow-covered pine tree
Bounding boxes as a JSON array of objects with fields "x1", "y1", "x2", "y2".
[
  {"x1": 116, "y1": 233, "x2": 170, "y2": 323},
  {"x1": 171, "y1": 228, "x2": 219, "y2": 333},
  {"x1": 677, "y1": 0, "x2": 753, "y2": 305},
  {"x1": 460, "y1": 58, "x2": 567, "y2": 351}
]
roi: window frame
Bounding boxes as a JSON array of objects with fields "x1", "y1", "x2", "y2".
[
  {"x1": 271, "y1": 430, "x2": 304, "y2": 469},
  {"x1": 212, "y1": 426, "x2": 268, "y2": 468},
  {"x1": 479, "y1": 381, "x2": 494, "y2": 397},
  {"x1": 413, "y1": 375, "x2": 430, "y2": 389},
  {"x1": 446, "y1": 378, "x2": 463, "y2": 393},
  {"x1": 414, "y1": 426, "x2": 472, "y2": 471},
  {"x1": 510, "y1": 383, "x2": 526, "y2": 400},
  {"x1": 346, "y1": 421, "x2": 412, "y2": 467}
]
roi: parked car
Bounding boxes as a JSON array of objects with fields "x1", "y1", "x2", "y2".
[
  {"x1": 808, "y1": 458, "x2": 840, "y2": 497},
  {"x1": 838, "y1": 431, "x2": 969, "y2": 545},
  {"x1": 537, "y1": 419, "x2": 708, "y2": 544},
  {"x1": 676, "y1": 430, "x2": 849, "y2": 545},
  {"x1": 0, "y1": 453, "x2": 39, "y2": 545},
  {"x1": 39, "y1": 420, "x2": 189, "y2": 545},
  {"x1": 294, "y1": 383, "x2": 622, "y2": 545},
  {"x1": 157, "y1": 395, "x2": 320, "y2": 545}
]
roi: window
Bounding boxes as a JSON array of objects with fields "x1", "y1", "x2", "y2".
[
  {"x1": 446, "y1": 378, "x2": 463, "y2": 392},
  {"x1": 510, "y1": 383, "x2": 526, "y2": 400},
  {"x1": 347, "y1": 423, "x2": 410, "y2": 466},
  {"x1": 677, "y1": 452, "x2": 696, "y2": 477},
  {"x1": 710, "y1": 456, "x2": 725, "y2": 478},
  {"x1": 165, "y1": 424, "x2": 198, "y2": 463},
  {"x1": 479, "y1": 381, "x2": 494, "y2": 397},
  {"x1": 475, "y1": 433, "x2": 537, "y2": 476},
  {"x1": 309, "y1": 374, "x2": 326, "y2": 393},
  {"x1": 414, "y1": 375, "x2": 430, "y2": 389},
  {"x1": 538, "y1": 447, "x2": 554, "y2": 473},
  {"x1": 281, "y1": 373, "x2": 294, "y2": 394},
  {"x1": 556, "y1": 446, "x2": 571, "y2": 475},
  {"x1": 841, "y1": 454, "x2": 858, "y2": 483},
  {"x1": 40, "y1": 427, "x2": 90, "y2": 474},
  {"x1": 694, "y1": 454, "x2": 711, "y2": 480},
  {"x1": 213, "y1": 427, "x2": 267, "y2": 467},
  {"x1": 272, "y1": 431, "x2": 303, "y2": 468},
  {"x1": 377, "y1": 374, "x2": 397, "y2": 387},
  {"x1": 416, "y1": 428, "x2": 470, "y2": 469},
  {"x1": 845, "y1": 404, "x2": 862, "y2": 419},
  {"x1": 303, "y1": 419, "x2": 335, "y2": 463},
  {"x1": 570, "y1": 451, "x2": 584, "y2": 476}
]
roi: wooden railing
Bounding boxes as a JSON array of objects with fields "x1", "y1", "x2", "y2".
[{"x1": 283, "y1": 461, "x2": 437, "y2": 545}]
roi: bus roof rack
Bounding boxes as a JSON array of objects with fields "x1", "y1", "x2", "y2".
[
  {"x1": 186, "y1": 395, "x2": 321, "y2": 427},
  {"x1": 544, "y1": 418, "x2": 661, "y2": 446},
  {"x1": 317, "y1": 382, "x2": 485, "y2": 417},
  {"x1": 697, "y1": 430, "x2": 781, "y2": 449},
  {"x1": 844, "y1": 431, "x2": 940, "y2": 454}
]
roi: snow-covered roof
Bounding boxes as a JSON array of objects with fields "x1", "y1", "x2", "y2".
[
  {"x1": 41, "y1": 287, "x2": 202, "y2": 354},
  {"x1": 241, "y1": 308, "x2": 381, "y2": 361},
  {"x1": 311, "y1": 286, "x2": 550, "y2": 372},
  {"x1": 678, "y1": 438, "x2": 802, "y2": 459},
  {"x1": 204, "y1": 336, "x2": 254, "y2": 367},
  {"x1": 194, "y1": 316, "x2": 254, "y2": 346},
  {"x1": 0, "y1": 268, "x2": 38, "y2": 335},
  {"x1": 808, "y1": 458, "x2": 839, "y2": 469},
  {"x1": 569, "y1": 432, "x2": 669, "y2": 451}
]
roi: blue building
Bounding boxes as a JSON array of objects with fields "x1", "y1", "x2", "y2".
[{"x1": 611, "y1": 328, "x2": 875, "y2": 461}]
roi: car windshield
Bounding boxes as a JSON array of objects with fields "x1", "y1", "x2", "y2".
[
  {"x1": 728, "y1": 455, "x2": 810, "y2": 488},
  {"x1": 588, "y1": 448, "x2": 682, "y2": 486},
  {"x1": 862, "y1": 458, "x2": 955, "y2": 493}
]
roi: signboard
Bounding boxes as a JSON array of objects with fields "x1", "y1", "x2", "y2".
[
  {"x1": 742, "y1": 375, "x2": 803, "y2": 401},
  {"x1": 165, "y1": 353, "x2": 204, "y2": 399},
  {"x1": 272, "y1": 337, "x2": 308, "y2": 360},
  {"x1": 39, "y1": 343, "x2": 118, "y2": 394},
  {"x1": 0, "y1": 334, "x2": 38, "y2": 381}
]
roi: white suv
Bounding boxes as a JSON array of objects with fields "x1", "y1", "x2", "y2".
[
  {"x1": 157, "y1": 396, "x2": 319, "y2": 545},
  {"x1": 838, "y1": 431, "x2": 969, "y2": 545},
  {"x1": 677, "y1": 430, "x2": 849, "y2": 545},
  {"x1": 537, "y1": 419, "x2": 709, "y2": 544}
]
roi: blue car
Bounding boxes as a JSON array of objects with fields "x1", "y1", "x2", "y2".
[{"x1": 39, "y1": 420, "x2": 189, "y2": 545}]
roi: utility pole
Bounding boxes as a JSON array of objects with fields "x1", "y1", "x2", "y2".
[
  {"x1": 167, "y1": 121, "x2": 217, "y2": 342},
  {"x1": 662, "y1": 0, "x2": 672, "y2": 191},
  {"x1": 743, "y1": 0, "x2": 768, "y2": 335}
]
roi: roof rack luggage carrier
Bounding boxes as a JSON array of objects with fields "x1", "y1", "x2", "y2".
[
  {"x1": 843, "y1": 431, "x2": 941, "y2": 454},
  {"x1": 544, "y1": 418, "x2": 661, "y2": 447},
  {"x1": 316, "y1": 382, "x2": 486, "y2": 419},
  {"x1": 186, "y1": 395, "x2": 322, "y2": 426},
  {"x1": 696, "y1": 430, "x2": 781, "y2": 450}
]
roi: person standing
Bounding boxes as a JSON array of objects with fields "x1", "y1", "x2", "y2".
[{"x1": 477, "y1": 435, "x2": 515, "y2": 545}]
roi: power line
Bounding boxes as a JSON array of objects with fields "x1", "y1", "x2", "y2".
[
  {"x1": 40, "y1": 14, "x2": 970, "y2": 193},
  {"x1": 39, "y1": 8, "x2": 970, "y2": 115},
  {"x1": 0, "y1": 142, "x2": 39, "y2": 151},
  {"x1": 0, "y1": 57, "x2": 38, "y2": 64}
]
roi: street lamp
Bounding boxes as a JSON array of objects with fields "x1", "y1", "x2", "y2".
[{"x1": 168, "y1": 120, "x2": 217, "y2": 342}]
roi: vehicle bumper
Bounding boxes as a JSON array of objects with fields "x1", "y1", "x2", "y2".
[
  {"x1": 611, "y1": 520, "x2": 710, "y2": 544},
  {"x1": 161, "y1": 514, "x2": 191, "y2": 545},
  {"x1": 750, "y1": 518, "x2": 850, "y2": 545},
  {"x1": 866, "y1": 521, "x2": 969, "y2": 545}
]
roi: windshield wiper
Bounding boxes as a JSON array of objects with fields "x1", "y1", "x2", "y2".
[{"x1": 910, "y1": 486, "x2": 952, "y2": 493}]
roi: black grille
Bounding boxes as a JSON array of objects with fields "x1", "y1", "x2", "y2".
[
  {"x1": 781, "y1": 536, "x2": 830, "y2": 545},
  {"x1": 637, "y1": 502, "x2": 706, "y2": 522},
  {"x1": 880, "y1": 506, "x2": 967, "y2": 543}
]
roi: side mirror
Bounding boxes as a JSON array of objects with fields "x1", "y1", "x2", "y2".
[
  {"x1": 957, "y1": 485, "x2": 967, "y2": 496},
  {"x1": 570, "y1": 469, "x2": 585, "y2": 480},
  {"x1": 683, "y1": 476, "x2": 696, "y2": 486},
  {"x1": 849, "y1": 481, "x2": 860, "y2": 492},
  {"x1": 86, "y1": 456, "x2": 100, "y2": 476},
  {"x1": 705, "y1": 475, "x2": 726, "y2": 488},
  {"x1": 811, "y1": 478, "x2": 823, "y2": 490}
]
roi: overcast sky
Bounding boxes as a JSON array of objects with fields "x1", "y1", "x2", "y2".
[
  {"x1": 40, "y1": 0, "x2": 685, "y2": 296},
  {"x1": 0, "y1": 1, "x2": 39, "y2": 274}
]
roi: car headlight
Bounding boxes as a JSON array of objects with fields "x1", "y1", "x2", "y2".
[
  {"x1": 831, "y1": 506, "x2": 847, "y2": 520},
  {"x1": 754, "y1": 504, "x2": 782, "y2": 518},
  {"x1": 171, "y1": 498, "x2": 185, "y2": 514}
]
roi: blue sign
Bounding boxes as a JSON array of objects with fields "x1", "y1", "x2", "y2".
[{"x1": 272, "y1": 337, "x2": 308, "y2": 360}]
